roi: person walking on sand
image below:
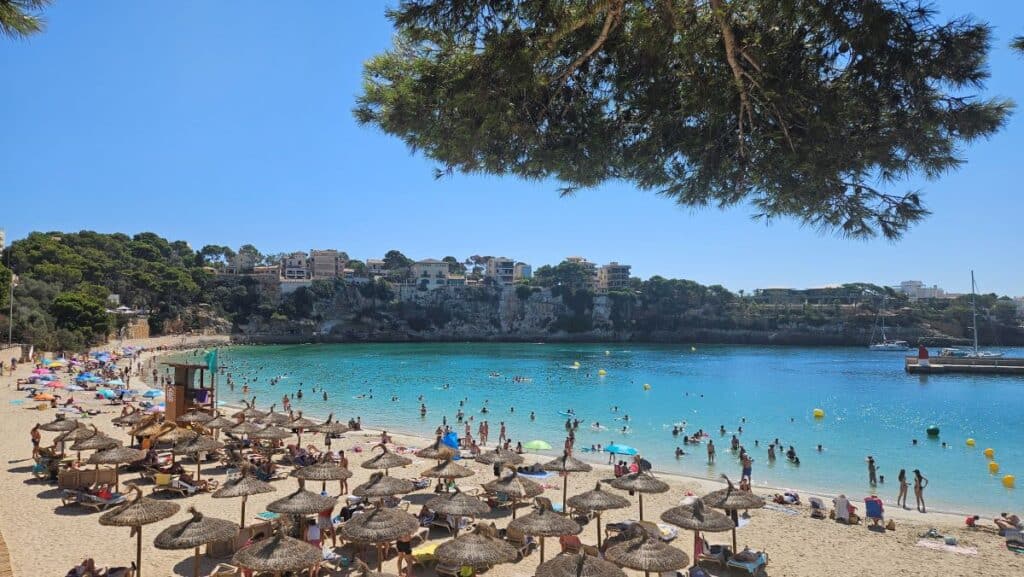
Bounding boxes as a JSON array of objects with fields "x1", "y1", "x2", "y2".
[
  {"x1": 30, "y1": 424, "x2": 41, "y2": 459},
  {"x1": 897, "y1": 469, "x2": 909, "y2": 509},
  {"x1": 707, "y1": 439, "x2": 716, "y2": 464},
  {"x1": 913, "y1": 469, "x2": 929, "y2": 512},
  {"x1": 741, "y1": 452, "x2": 753, "y2": 481}
]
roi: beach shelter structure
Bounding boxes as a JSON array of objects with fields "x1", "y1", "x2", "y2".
[
  {"x1": 315, "y1": 413, "x2": 350, "y2": 437},
  {"x1": 435, "y1": 524, "x2": 517, "y2": 570},
  {"x1": 227, "y1": 420, "x2": 264, "y2": 439},
  {"x1": 249, "y1": 425, "x2": 292, "y2": 442},
  {"x1": 425, "y1": 489, "x2": 490, "y2": 536},
  {"x1": 201, "y1": 412, "x2": 236, "y2": 438},
  {"x1": 291, "y1": 461, "x2": 352, "y2": 493},
  {"x1": 154, "y1": 506, "x2": 239, "y2": 577},
  {"x1": 701, "y1": 475, "x2": 765, "y2": 552},
  {"x1": 176, "y1": 409, "x2": 214, "y2": 426},
  {"x1": 360, "y1": 444, "x2": 412, "y2": 475},
  {"x1": 566, "y1": 482, "x2": 631, "y2": 548},
  {"x1": 259, "y1": 405, "x2": 292, "y2": 426},
  {"x1": 232, "y1": 399, "x2": 267, "y2": 421},
  {"x1": 172, "y1": 435, "x2": 224, "y2": 481},
  {"x1": 353, "y1": 472, "x2": 415, "y2": 500},
  {"x1": 420, "y1": 458, "x2": 475, "y2": 481},
  {"x1": 604, "y1": 527, "x2": 690, "y2": 577},
  {"x1": 287, "y1": 412, "x2": 318, "y2": 445},
  {"x1": 38, "y1": 416, "x2": 79, "y2": 432},
  {"x1": 87, "y1": 446, "x2": 146, "y2": 492},
  {"x1": 542, "y1": 451, "x2": 593, "y2": 511},
  {"x1": 415, "y1": 436, "x2": 457, "y2": 461},
  {"x1": 507, "y1": 499, "x2": 582, "y2": 562},
  {"x1": 111, "y1": 410, "x2": 145, "y2": 428},
  {"x1": 232, "y1": 532, "x2": 322, "y2": 576},
  {"x1": 609, "y1": 471, "x2": 669, "y2": 521},
  {"x1": 336, "y1": 507, "x2": 420, "y2": 571},
  {"x1": 474, "y1": 447, "x2": 524, "y2": 467},
  {"x1": 535, "y1": 553, "x2": 627, "y2": 577},
  {"x1": 660, "y1": 498, "x2": 735, "y2": 568},
  {"x1": 99, "y1": 485, "x2": 180, "y2": 577},
  {"x1": 266, "y1": 487, "x2": 337, "y2": 516},
  {"x1": 212, "y1": 472, "x2": 276, "y2": 528},
  {"x1": 482, "y1": 469, "x2": 544, "y2": 519}
]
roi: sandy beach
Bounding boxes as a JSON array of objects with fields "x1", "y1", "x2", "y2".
[{"x1": 1, "y1": 336, "x2": 1021, "y2": 577}]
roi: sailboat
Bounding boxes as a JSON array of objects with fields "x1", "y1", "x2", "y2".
[
  {"x1": 939, "y1": 271, "x2": 1003, "y2": 359},
  {"x1": 869, "y1": 297, "x2": 910, "y2": 351}
]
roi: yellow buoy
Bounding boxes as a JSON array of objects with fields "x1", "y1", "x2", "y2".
[
  {"x1": 643, "y1": 384, "x2": 651, "y2": 391},
  {"x1": 1004, "y1": 474, "x2": 1016, "y2": 488},
  {"x1": 984, "y1": 448, "x2": 995, "y2": 459},
  {"x1": 598, "y1": 369, "x2": 607, "y2": 376},
  {"x1": 813, "y1": 408, "x2": 825, "y2": 419},
  {"x1": 966, "y1": 438, "x2": 976, "y2": 447},
  {"x1": 989, "y1": 462, "x2": 1000, "y2": 474}
]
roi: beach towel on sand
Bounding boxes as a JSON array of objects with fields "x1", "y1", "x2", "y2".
[{"x1": 916, "y1": 540, "x2": 977, "y2": 556}]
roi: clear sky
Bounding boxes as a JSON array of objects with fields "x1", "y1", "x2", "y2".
[{"x1": 2, "y1": 1, "x2": 1022, "y2": 296}]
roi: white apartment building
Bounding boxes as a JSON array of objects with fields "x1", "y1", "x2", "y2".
[
  {"x1": 282, "y1": 252, "x2": 310, "y2": 280},
  {"x1": 366, "y1": 259, "x2": 386, "y2": 277},
  {"x1": 412, "y1": 259, "x2": 451, "y2": 290},
  {"x1": 486, "y1": 257, "x2": 516, "y2": 285},
  {"x1": 898, "y1": 280, "x2": 946, "y2": 300},
  {"x1": 597, "y1": 262, "x2": 632, "y2": 292},
  {"x1": 565, "y1": 256, "x2": 598, "y2": 290}
]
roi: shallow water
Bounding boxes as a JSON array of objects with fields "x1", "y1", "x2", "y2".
[{"x1": 209, "y1": 343, "x2": 1024, "y2": 515}]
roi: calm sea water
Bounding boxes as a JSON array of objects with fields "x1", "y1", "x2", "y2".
[{"x1": 210, "y1": 343, "x2": 1023, "y2": 515}]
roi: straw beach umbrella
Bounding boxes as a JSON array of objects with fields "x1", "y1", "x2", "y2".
[
  {"x1": 482, "y1": 469, "x2": 544, "y2": 518},
  {"x1": 336, "y1": 507, "x2": 420, "y2": 571},
  {"x1": 315, "y1": 413, "x2": 350, "y2": 437},
  {"x1": 609, "y1": 471, "x2": 669, "y2": 521},
  {"x1": 99, "y1": 485, "x2": 180, "y2": 577},
  {"x1": 360, "y1": 444, "x2": 412, "y2": 475},
  {"x1": 38, "y1": 416, "x2": 79, "y2": 432},
  {"x1": 177, "y1": 409, "x2": 214, "y2": 426},
  {"x1": 266, "y1": 487, "x2": 337, "y2": 516},
  {"x1": 233, "y1": 533, "x2": 322, "y2": 576},
  {"x1": 535, "y1": 553, "x2": 627, "y2": 577},
  {"x1": 70, "y1": 427, "x2": 120, "y2": 461},
  {"x1": 173, "y1": 435, "x2": 224, "y2": 481},
  {"x1": 701, "y1": 475, "x2": 764, "y2": 552},
  {"x1": 475, "y1": 446, "x2": 524, "y2": 467},
  {"x1": 353, "y1": 472, "x2": 415, "y2": 500},
  {"x1": 260, "y1": 405, "x2": 292, "y2": 426},
  {"x1": 88, "y1": 446, "x2": 146, "y2": 492},
  {"x1": 415, "y1": 436, "x2": 457, "y2": 461},
  {"x1": 435, "y1": 524, "x2": 517, "y2": 569},
  {"x1": 112, "y1": 410, "x2": 145, "y2": 428},
  {"x1": 291, "y1": 461, "x2": 352, "y2": 493},
  {"x1": 543, "y1": 451, "x2": 593, "y2": 511},
  {"x1": 232, "y1": 399, "x2": 267, "y2": 421},
  {"x1": 508, "y1": 499, "x2": 581, "y2": 562},
  {"x1": 604, "y1": 528, "x2": 690, "y2": 577},
  {"x1": 426, "y1": 489, "x2": 490, "y2": 536},
  {"x1": 661, "y1": 498, "x2": 734, "y2": 567},
  {"x1": 287, "y1": 412, "x2": 318, "y2": 445},
  {"x1": 202, "y1": 412, "x2": 236, "y2": 437},
  {"x1": 212, "y1": 472, "x2": 276, "y2": 528},
  {"x1": 420, "y1": 458, "x2": 475, "y2": 481},
  {"x1": 154, "y1": 506, "x2": 239, "y2": 577},
  {"x1": 250, "y1": 425, "x2": 292, "y2": 442},
  {"x1": 566, "y1": 482, "x2": 631, "y2": 548}
]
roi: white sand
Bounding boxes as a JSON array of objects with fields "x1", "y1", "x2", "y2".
[{"x1": 0, "y1": 336, "x2": 1021, "y2": 576}]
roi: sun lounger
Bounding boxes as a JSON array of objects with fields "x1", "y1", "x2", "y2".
[
  {"x1": 505, "y1": 525, "x2": 535, "y2": 559},
  {"x1": 152, "y1": 473, "x2": 188, "y2": 497},
  {"x1": 207, "y1": 563, "x2": 240, "y2": 576},
  {"x1": 78, "y1": 492, "x2": 127, "y2": 511},
  {"x1": 698, "y1": 543, "x2": 730, "y2": 567},
  {"x1": 726, "y1": 549, "x2": 768, "y2": 576},
  {"x1": 809, "y1": 497, "x2": 827, "y2": 519}
]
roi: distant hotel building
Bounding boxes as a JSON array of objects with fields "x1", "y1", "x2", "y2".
[
  {"x1": 597, "y1": 262, "x2": 632, "y2": 292},
  {"x1": 897, "y1": 280, "x2": 947, "y2": 300},
  {"x1": 486, "y1": 257, "x2": 516, "y2": 285},
  {"x1": 565, "y1": 256, "x2": 598, "y2": 290},
  {"x1": 366, "y1": 259, "x2": 386, "y2": 277},
  {"x1": 310, "y1": 249, "x2": 345, "y2": 279},
  {"x1": 411, "y1": 259, "x2": 450, "y2": 290}
]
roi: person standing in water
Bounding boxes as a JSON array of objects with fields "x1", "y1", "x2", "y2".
[
  {"x1": 896, "y1": 469, "x2": 909, "y2": 509},
  {"x1": 867, "y1": 456, "x2": 877, "y2": 486},
  {"x1": 913, "y1": 469, "x2": 929, "y2": 512},
  {"x1": 707, "y1": 439, "x2": 716, "y2": 464}
]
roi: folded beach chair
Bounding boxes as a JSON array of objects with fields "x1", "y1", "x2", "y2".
[
  {"x1": 809, "y1": 497, "x2": 827, "y2": 519},
  {"x1": 151, "y1": 473, "x2": 188, "y2": 497},
  {"x1": 864, "y1": 497, "x2": 884, "y2": 527},
  {"x1": 726, "y1": 549, "x2": 769, "y2": 576},
  {"x1": 505, "y1": 524, "x2": 535, "y2": 559}
]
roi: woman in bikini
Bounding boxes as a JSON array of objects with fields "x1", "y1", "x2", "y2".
[
  {"x1": 896, "y1": 469, "x2": 909, "y2": 509},
  {"x1": 913, "y1": 469, "x2": 929, "y2": 513}
]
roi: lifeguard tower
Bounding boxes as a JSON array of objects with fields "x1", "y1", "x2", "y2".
[{"x1": 163, "y1": 361, "x2": 216, "y2": 421}]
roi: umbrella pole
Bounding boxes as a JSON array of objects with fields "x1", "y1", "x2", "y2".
[
  {"x1": 639, "y1": 493, "x2": 645, "y2": 521},
  {"x1": 540, "y1": 537, "x2": 546, "y2": 563},
  {"x1": 136, "y1": 526, "x2": 143, "y2": 577},
  {"x1": 731, "y1": 510, "x2": 738, "y2": 552},
  {"x1": 240, "y1": 496, "x2": 247, "y2": 528},
  {"x1": 596, "y1": 512, "x2": 602, "y2": 549},
  {"x1": 115, "y1": 467, "x2": 120, "y2": 493},
  {"x1": 322, "y1": 480, "x2": 327, "y2": 493},
  {"x1": 511, "y1": 499, "x2": 517, "y2": 519},
  {"x1": 196, "y1": 459, "x2": 201, "y2": 482},
  {"x1": 193, "y1": 547, "x2": 200, "y2": 577},
  {"x1": 378, "y1": 543, "x2": 383, "y2": 572},
  {"x1": 562, "y1": 474, "x2": 568, "y2": 512}
]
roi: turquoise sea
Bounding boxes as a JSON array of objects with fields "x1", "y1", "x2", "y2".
[{"x1": 211, "y1": 343, "x2": 1023, "y2": 515}]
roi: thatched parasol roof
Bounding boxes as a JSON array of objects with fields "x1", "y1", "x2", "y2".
[
  {"x1": 360, "y1": 444, "x2": 412, "y2": 471},
  {"x1": 415, "y1": 436, "x2": 457, "y2": 461},
  {"x1": 212, "y1": 473, "x2": 276, "y2": 500},
  {"x1": 259, "y1": 406, "x2": 292, "y2": 426},
  {"x1": 353, "y1": 472, "x2": 415, "y2": 498},
  {"x1": 130, "y1": 416, "x2": 166, "y2": 438},
  {"x1": 315, "y1": 413, "x2": 350, "y2": 436},
  {"x1": 660, "y1": 498, "x2": 735, "y2": 532},
  {"x1": 249, "y1": 425, "x2": 292, "y2": 441},
  {"x1": 535, "y1": 553, "x2": 627, "y2": 577},
  {"x1": 177, "y1": 410, "x2": 214, "y2": 425},
  {"x1": 232, "y1": 400, "x2": 267, "y2": 421},
  {"x1": 88, "y1": 446, "x2": 147, "y2": 466},
  {"x1": 335, "y1": 508, "x2": 419, "y2": 544},
  {"x1": 99, "y1": 485, "x2": 180, "y2": 527},
  {"x1": 474, "y1": 447, "x2": 524, "y2": 466},
  {"x1": 203, "y1": 413, "x2": 236, "y2": 430},
  {"x1": 609, "y1": 471, "x2": 670, "y2": 495},
  {"x1": 507, "y1": 501, "x2": 581, "y2": 537},
  {"x1": 426, "y1": 489, "x2": 490, "y2": 517},
  {"x1": 542, "y1": 453, "x2": 593, "y2": 473},
  {"x1": 232, "y1": 534, "x2": 321, "y2": 573},
  {"x1": 291, "y1": 462, "x2": 352, "y2": 482},
  {"x1": 566, "y1": 482, "x2": 631, "y2": 512},
  {"x1": 173, "y1": 435, "x2": 224, "y2": 455},
  {"x1": 111, "y1": 411, "x2": 145, "y2": 427},
  {"x1": 38, "y1": 416, "x2": 80, "y2": 432},
  {"x1": 482, "y1": 470, "x2": 544, "y2": 499},
  {"x1": 154, "y1": 506, "x2": 239, "y2": 550},
  {"x1": 435, "y1": 524, "x2": 518, "y2": 566},
  {"x1": 154, "y1": 425, "x2": 200, "y2": 444},
  {"x1": 605, "y1": 533, "x2": 690, "y2": 573},
  {"x1": 702, "y1": 475, "x2": 765, "y2": 511},
  {"x1": 227, "y1": 421, "x2": 264, "y2": 436},
  {"x1": 266, "y1": 487, "x2": 337, "y2": 515},
  {"x1": 287, "y1": 412, "x2": 318, "y2": 430},
  {"x1": 70, "y1": 429, "x2": 121, "y2": 452},
  {"x1": 420, "y1": 459, "x2": 475, "y2": 479},
  {"x1": 58, "y1": 424, "x2": 97, "y2": 443}
]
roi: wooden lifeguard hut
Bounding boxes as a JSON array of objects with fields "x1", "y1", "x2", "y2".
[{"x1": 162, "y1": 361, "x2": 217, "y2": 421}]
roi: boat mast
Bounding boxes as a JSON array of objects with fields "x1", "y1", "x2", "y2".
[
  {"x1": 971, "y1": 270, "x2": 979, "y2": 355},
  {"x1": 879, "y1": 296, "x2": 887, "y2": 341}
]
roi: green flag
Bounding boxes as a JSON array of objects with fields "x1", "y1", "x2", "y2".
[{"x1": 204, "y1": 348, "x2": 218, "y2": 372}]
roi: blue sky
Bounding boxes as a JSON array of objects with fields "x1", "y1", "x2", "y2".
[{"x1": 1, "y1": 1, "x2": 1022, "y2": 296}]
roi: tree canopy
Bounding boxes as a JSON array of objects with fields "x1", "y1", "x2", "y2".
[
  {"x1": 356, "y1": 0, "x2": 1010, "y2": 238},
  {"x1": 0, "y1": 0, "x2": 50, "y2": 39}
]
